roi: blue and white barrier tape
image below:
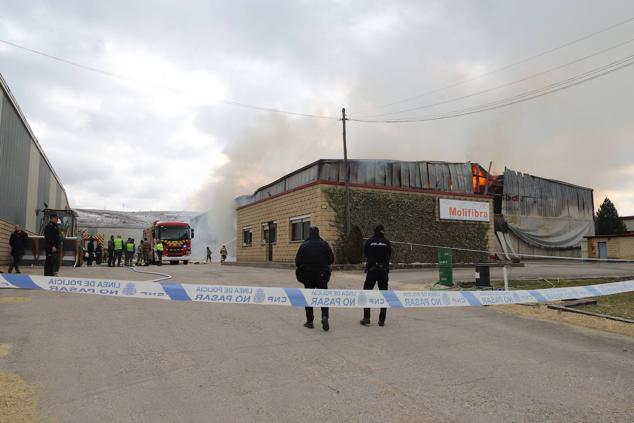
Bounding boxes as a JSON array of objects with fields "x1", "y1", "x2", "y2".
[{"x1": 1, "y1": 274, "x2": 633, "y2": 308}]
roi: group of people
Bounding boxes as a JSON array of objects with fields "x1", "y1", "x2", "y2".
[
  {"x1": 105, "y1": 235, "x2": 161, "y2": 267},
  {"x1": 205, "y1": 245, "x2": 228, "y2": 263},
  {"x1": 295, "y1": 224, "x2": 391, "y2": 331}
]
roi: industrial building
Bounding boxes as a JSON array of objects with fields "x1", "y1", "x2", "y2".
[
  {"x1": 235, "y1": 159, "x2": 595, "y2": 264},
  {"x1": 0, "y1": 73, "x2": 70, "y2": 265}
]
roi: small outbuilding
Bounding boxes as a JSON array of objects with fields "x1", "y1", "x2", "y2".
[{"x1": 583, "y1": 233, "x2": 634, "y2": 260}]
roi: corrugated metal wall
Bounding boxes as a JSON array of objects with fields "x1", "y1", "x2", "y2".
[
  {"x1": 249, "y1": 160, "x2": 474, "y2": 204},
  {"x1": 0, "y1": 77, "x2": 69, "y2": 234},
  {"x1": 502, "y1": 168, "x2": 595, "y2": 249},
  {"x1": 0, "y1": 93, "x2": 30, "y2": 225}
]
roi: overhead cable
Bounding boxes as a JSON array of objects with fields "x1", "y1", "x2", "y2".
[
  {"x1": 359, "y1": 36, "x2": 634, "y2": 118},
  {"x1": 348, "y1": 53, "x2": 634, "y2": 123},
  {"x1": 0, "y1": 39, "x2": 339, "y2": 120},
  {"x1": 356, "y1": 15, "x2": 634, "y2": 113}
]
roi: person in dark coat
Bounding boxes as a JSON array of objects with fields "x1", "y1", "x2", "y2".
[
  {"x1": 87, "y1": 238, "x2": 95, "y2": 266},
  {"x1": 8, "y1": 224, "x2": 29, "y2": 273},
  {"x1": 360, "y1": 224, "x2": 392, "y2": 327},
  {"x1": 44, "y1": 214, "x2": 61, "y2": 276},
  {"x1": 95, "y1": 242, "x2": 103, "y2": 265},
  {"x1": 107, "y1": 235, "x2": 115, "y2": 267},
  {"x1": 295, "y1": 226, "x2": 334, "y2": 331}
]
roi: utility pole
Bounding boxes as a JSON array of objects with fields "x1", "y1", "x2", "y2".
[{"x1": 342, "y1": 107, "x2": 351, "y2": 236}]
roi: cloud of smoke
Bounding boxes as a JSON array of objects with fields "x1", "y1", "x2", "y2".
[{"x1": 188, "y1": 113, "x2": 340, "y2": 259}]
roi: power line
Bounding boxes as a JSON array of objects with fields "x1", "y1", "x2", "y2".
[
  {"x1": 348, "y1": 53, "x2": 634, "y2": 123},
  {"x1": 354, "y1": 15, "x2": 634, "y2": 114},
  {"x1": 359, "y1": 36, "x2": 634, "y2": 118},
  {"x1": 0, "y1": 38, "x2": 339, "y2": 120}
]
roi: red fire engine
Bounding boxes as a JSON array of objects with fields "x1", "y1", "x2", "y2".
[{"x1": 144, "y1": 220, "x2": 194, "y2": 264}]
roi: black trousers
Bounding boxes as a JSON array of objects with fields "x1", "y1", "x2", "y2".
[
  {"x1": 363, "y1": 269, "x2": 389, "y2": 322},
  {"x1": 303, "y1": 274, "x2": 329, "y2": 322},
  {"x1": 44, "y1": 252, "x2": 59, "y2": 276},
  {"x1": 8, "y1": 254, "x2": 23, "y2": 272},
  {"x1": 107, "y1": 250, "x2": 114, "y2": 266}
]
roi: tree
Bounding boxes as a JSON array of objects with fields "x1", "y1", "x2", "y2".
[{"x1": 595, "y1": 198, "x2": 627, "y2": 235}]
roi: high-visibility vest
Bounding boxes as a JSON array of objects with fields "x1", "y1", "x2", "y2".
[
  {"x1": 126, "y1": 242, "x2": 134, "y2": 252},
  {"x1": 114, "y1": 238, "x2": 123, "y2": 250},
  {"x1": 156, "y1": 242, "x2": 164, "y2": 252}
]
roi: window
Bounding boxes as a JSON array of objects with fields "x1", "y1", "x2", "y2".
[
  {"x1": 290, "y1": 215, "x2": 311, "y2": 241},
  {"x1": 242, "y1": 227, "x2": 253, "y2": 246},
  {"x1": 262, "y1": 222, "x2": 277, "y2": 244}
]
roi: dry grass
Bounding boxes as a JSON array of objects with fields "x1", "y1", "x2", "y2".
[
  {"x1": 0, "y1": 297, "x2": 32, "y2": 304},
  {"x1": 0, "y1": 373, "x2": 36, "y2": 423},
  {"x1": 495, "y1": 304, "x2": 634, "y2": 337}
]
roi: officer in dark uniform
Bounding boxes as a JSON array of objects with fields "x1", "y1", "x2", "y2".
[
  {"x1": 295, "y1": 226, "x2": 334, "y2": 331},
  {"x1": 44, "y1": 213, "x2": 61, "y2": 276},
  {"x1": 360, "y1": 224, "x2": 392, "y2": 327}
]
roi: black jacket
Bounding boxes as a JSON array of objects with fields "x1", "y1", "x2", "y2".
[
  {"x1": 44, "y1": 222, "x2": 61, "y2": 254},
  {"x1": 364, "y1": 234, "x2": 392, "y2": 272},
  {"x1": 295, "y1": 235, "x2": 334, "y2": 272},
  {"x1": 87, "y1": 240, "x2": 95, "y2": 254},
  {"x1": 9, "y1": 230, "x2": 29, "y2": 255}
]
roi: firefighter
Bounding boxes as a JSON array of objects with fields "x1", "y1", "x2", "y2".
[
  {"x1": 295, "y1": 226, "x2": 334, "y2": 331},
  {"x1": 360, "y1": 224, "x2": 392, "y2": 327},
  {"x1": 142, "y1": 238, "x2": 151, "y2": 266},
  {"x1": 8, "y1": 224, "x2": 29, "y2": 273},
  {"x1": 44, "y1": 214, "x2": 61, "y2": 276},
  {"x1": 114, "y1": 235, "x2": 124, "y2": 267},
  {"x1": 220, "y1": 245, "x2": 227, "y2": 263},
  {"x1": 136, "y1": 239, "x2": 145, "y2": 266},
  {"x1": 125, "y1": 238, "x2": 135, "y2": 266},
  {"x1": 155, "y1": 240, "x2": 164, "y2": 265},
  {"x1": 206, "y1": 246, "x2": 212, "y2": 263}
]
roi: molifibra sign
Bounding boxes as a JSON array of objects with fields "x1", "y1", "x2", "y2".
[{"x1": 439, "y1": 198, "x2": 490, "y2": 222}]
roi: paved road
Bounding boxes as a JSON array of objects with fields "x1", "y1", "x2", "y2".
[{"x1": 1, "y1": 264, "x2": 633, "y2": 422}]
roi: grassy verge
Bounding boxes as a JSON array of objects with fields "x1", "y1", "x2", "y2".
[{"x1": 490, "y1": 277, "x2": 634, "y2": 321}]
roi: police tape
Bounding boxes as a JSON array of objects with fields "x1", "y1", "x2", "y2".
[{"x1": 1, "y1": 274, "x2": 634, "y2": 308}]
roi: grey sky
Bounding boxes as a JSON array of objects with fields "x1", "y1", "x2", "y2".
[{"x1": 1, "y1": 0, "x2": 633, "y2": 224}]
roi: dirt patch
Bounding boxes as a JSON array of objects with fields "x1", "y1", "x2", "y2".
[
  {"x1": 0, "y1": 297, "x2": 32, "y2": 304},
  {"x1": 495, "y1": 304, "x2": 634, "y2": 337},
  {"x1": 0, "y1": 372, "x2": 36, "y2": 423}
]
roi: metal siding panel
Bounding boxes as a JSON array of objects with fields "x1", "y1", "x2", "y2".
[
  {"x1": 0, "y1": 93, "x2": 30, "y2": 225},
  {"x1": 56, "y1": 183, "x2": 62, "y2": 208},
  {"x1": 37, "y1": 157, "x2": 50, "y2": 209}
]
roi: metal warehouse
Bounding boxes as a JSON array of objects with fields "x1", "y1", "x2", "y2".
[
  {"x1": 0, "y1": 73, "x2": 69, "y2": 265},
  {"x1": 235, "y1": 159, "x2": 595, "y2": 264}
]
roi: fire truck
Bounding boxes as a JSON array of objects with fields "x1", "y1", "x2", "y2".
[{"x1": 144, "y1": 220, "x2": 194, "y2": 264}]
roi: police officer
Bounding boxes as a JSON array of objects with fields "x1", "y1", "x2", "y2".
[
  {"x1": 295, "y1": 226, "x2": 334, "y2": 331},
  {"x1": 44, "y1": 214, "x2": 61, "y2": 276},
  {"x1": 360, "y1": 224, "x2": 392, "y2": 327}
]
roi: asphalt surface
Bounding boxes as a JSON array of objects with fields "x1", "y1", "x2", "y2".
[{"x1": 1, "y1": 263, "x2": 634, "y2": 422}]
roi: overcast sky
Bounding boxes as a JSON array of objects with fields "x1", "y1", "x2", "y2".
[{"x1": 1, "y1": 0, "x2": 634, "y2": 222}]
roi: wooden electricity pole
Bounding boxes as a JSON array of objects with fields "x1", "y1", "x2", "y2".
[{"x1": 342, "y1": 107, "x2": 351, "y2": 236}]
